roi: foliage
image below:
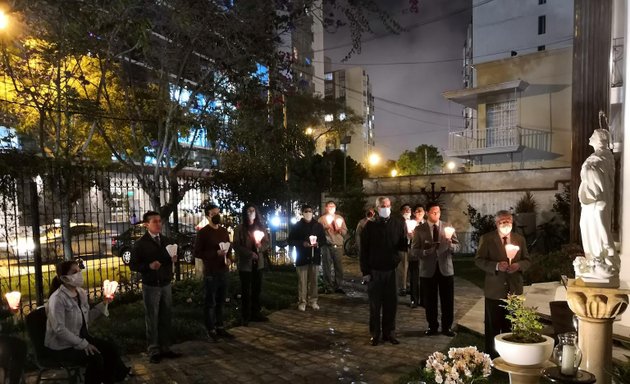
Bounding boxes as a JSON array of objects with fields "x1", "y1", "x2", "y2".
[
  {"x1": 336, "y1": 188, "x2": 368, "y2": 231},
  {"x1": 524, "y1": 245, "x2": 578, "y2": 284},
  {"x1": 502, "y1": 294, "x2": 545, "y2": 343},
  {"x1": 396, "y1": 144, "x2": 444, "y2": 176},
  {"x1": 422, "y1": 346, "x2": 492, "y2": 384},
  {"x1": 514, "y1": 191, "x2": 538, "y2": 214},
  {"x1": 552, "y1": 184, "x2": 570, "y2": 224},
  {"x1": 610, "y1": 355, "x2": 630, "y2": 384},
  {"x1": 464, "y1": 205, "x2": 495, "y2": 251}
]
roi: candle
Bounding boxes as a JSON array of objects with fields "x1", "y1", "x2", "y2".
[
  {"x1": 325, "y1": 215, "x2": 334, "y2": 226},
  {"x1": 335, "y1": 217, "x2": 343, "y2": 228},
  {"x1": 309, "y1": 235, "x2": 317, "y2": 245},
  {"x1": 5, "y1": 291, "x2": 20, "y2": 311},
  {"x1": 253, "y1": 230, "x2": 264, "y2": 245},
  {"x1": 561, "y1": 344, "x2": 577, "y2": 375},
  {"x1": 505, "y1": 244, "x2": 520, "y2": 265},
  {"x1": 405, "y1": 220, "x2": 418, "y2": 234},
  {"x1": 444, "y1": 226, "x2": 455, "y2": 240},
  {"x1": 219, "y1": 242, "x2": 230, "y2": 265},
  {"x1": 103, "y1": 280, "x2": 119, "y2": 299}
]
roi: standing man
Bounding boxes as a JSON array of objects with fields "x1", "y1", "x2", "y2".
[
  {"x1": 289, "y1": 205, "x2": 327, "y2": 311},
  {"x1": 418, "y1": 202, "x2": 459, "y2": 337},
  {"x1": 475, "y1": 210, "x2": 530, "y2": 357},
  {"x1": 319, "y1": 201, "x2": 347, "y2": 294},
  {"x1": 194, "y1": 204, "x2": 234, "y2": 342},
  {"x1": 360, "y1": 196, "x2": 407, "y2": 346},
  {"x1": 397, "y1": 204, "x2": 412, "y2": 297},
  {"x1": 408, "y1": 204, "x2": 425, "y2": 308},
  {"x1": 130, "y1": 211, "x2": 181, "y2": 363}
]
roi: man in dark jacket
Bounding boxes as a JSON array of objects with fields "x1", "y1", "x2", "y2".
[
  {"x1": 130, "y1": 211, "x2": 181, "y2": 363},
  {"x1": 288, "y1": 205, "x2": 326, "y2": 312},
  {"x1": 360, "y1": 196, "x2": 407, "y2": 346}
]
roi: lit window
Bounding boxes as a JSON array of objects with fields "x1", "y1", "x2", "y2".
[{"x1": 324, "y1": 114, "x2": 334, "y2": 122}]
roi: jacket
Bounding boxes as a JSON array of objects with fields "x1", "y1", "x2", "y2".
[
  {"x1": 318, "y1": 214, "x2": 348, "y2": 246},
  {"x1": 234, "y1": 223, "x2": 270, "y2": 272},
  {"x1": 288, "y1": 219, "x2": 326, "y2": 267},
  {"x1": 194, "y1": 225, "x2": 232, "y2": 275},
  {"x1": 474, "y1": 231, "x2": 531, "y2": 300},
  {"x1": 413, "y1": 220, "x2": 460, "y2": 278},
  {"x1": 129, "y1": 232, "x2": 174, "y2": 287},
  {"x1": 45, "y1": 285, "x2": 105, "y2": 350},
  {"x1": 359, "y1": 215, "x2": 407, "y2": 276}
]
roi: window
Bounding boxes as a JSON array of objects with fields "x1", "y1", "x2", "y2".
[
  {"x1": 324, "y1": 73, "x2": 333, "y2": 81},
  {"x1": 538, "y1": 15, "x2": 546, "y2": 35},
  {"x1": 486, "y1": 100, "x2": 517, "y2": 147},
  {"x1": 538, "y1": 45, "x2": 546, "y2": 51},
  {"x1": 539, "y1": 0, "x2": 546, "y2": 4}
]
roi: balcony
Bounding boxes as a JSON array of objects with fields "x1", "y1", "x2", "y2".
[{"x1": 447, "y1": 126, "x2": 555, "y2": 161}]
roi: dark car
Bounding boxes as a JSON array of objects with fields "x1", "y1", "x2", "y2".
[{"x1": 112, "y1": 223, "x2": 196, "y2": 265}]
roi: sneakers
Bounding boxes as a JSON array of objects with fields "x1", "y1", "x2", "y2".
[
  {"x1": 298, "y1": 303, "x2": 306, "y2": 311},
  {"x1": 311, "y1": 303, "x2": 320, "y2": 310}
]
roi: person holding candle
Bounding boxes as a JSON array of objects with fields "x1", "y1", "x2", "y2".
[
  {"x1": 45, "y1": 260, "x2": 130, "y2": 383},
  {"x1": 234, "y1": 204, "x2": 270, "y2": 325},
  {"x1": 474, "y1": 210, "x2": 531, "y2": 358},
  {"x1": 408, "y1": 204, "x2": 426, "y2": 308},
  {"x1": 289, "y1": 205, "x2": 326, "y2": 312},
  {"x1": 396, "y1": 203, "x2": 412, "y2": 297},
  {"x1": 318, "y1": 201, "x2": 348, "y2": 294},
  {"x1": 194, "y1": 204, "x2": 234, "y2": 342},
  {"x1": 360, "y1": 196, "x2": 407, "y2": 346},
  {"x1": 417, "y1": 202, "x2": 459, "y2": 337},
  {"x1": 130, "y1": 211, "x2": 181, "y2": 363}
]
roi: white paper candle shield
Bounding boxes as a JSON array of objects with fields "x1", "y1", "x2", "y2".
[
  {"x1": 325, "y1": 215, "x2": 334, "y2": 226},
  {"x1": 309, "y1": 236, "x2": 317, "y2": 245},
  {"x1": 406, "y1": 220, "x2": 418, "y2": 234},
  {"x1": 444, "y1": 226, "x2": 455, "y2": 239},
  {"x1": 505, "y1": 244, "x2": 520, "y2": 264},
  {"x1": 5, "y1": 291, "x2": 20, "y2": 310},
  {"x1": 335, "y1": 217, "x2": 343, "y2": 228},
  {"x1": 166, "y1": 244, "x2": 178, "y2": 257},
  {"x1": 219, "y1": 242, "x2": 231, "y2": 251},
  {"x1": 253, "y1": 230, "x2": 264, "y2": 245},
  {"x1": 103, "y1": 280, "x2": 119, "y2": 299}
]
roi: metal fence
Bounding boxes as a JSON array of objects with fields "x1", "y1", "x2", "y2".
[{"x1": 0, "y1": 162, "x2": 212, "y2": 318}]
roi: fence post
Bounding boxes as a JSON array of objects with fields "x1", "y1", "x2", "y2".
[{"x1": 29, "y1": 179, "x2": 45, "y2": 306}]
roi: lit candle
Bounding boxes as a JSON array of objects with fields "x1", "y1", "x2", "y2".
[
  {"x1": 505, "y1": 244, "x2": 520, "y2": 265},
  {"x1": 405, "y1": 220, "x2": 418, "y2": 234},
  {"x1": 253, "y1": 230, "x2": 265, "y2": 245},
  {"x1": 325, "y1": 215, "x2": 334, "y2": 226},
  {"x1": 103, "y1": 280, "x2": 119, "y2": 299},
  {"x1": 219, "y1": 242, "x2": 231, "y2": 265},
  {"x1": 5, "y1": 291, "x2": 20, "y2": 311},
  {"x1": 335, "y1": 217, "x2": 343, "y2": 228},
  {"x1": 309, "y1": 235, "x2": 317, "y2": 258},
  {"x1": 561, "y1": 344, "x2": 577, "y2": 375},
  {"x1": 444, "y1": 226, "x2": 455, "y2": 240}
]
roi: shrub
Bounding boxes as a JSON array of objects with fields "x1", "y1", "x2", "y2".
[
  {"x1": 515, "y1": 191, "x2": 537, "y2": 213},
  {"x1": 503, "y1": 294, "x2": 545, "y2": 343},
  {"x1": 464, "y1": 205, "x2": 495, "y2": 251}
]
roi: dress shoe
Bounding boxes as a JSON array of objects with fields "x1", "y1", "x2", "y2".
[
  {"x1": 149, "y1": 354, "x2": 161, "y2": 364},
  {"x1": 442, "y1": 329, "x2": 456, "y2": 337},
  {"x1": 370, "y1": 337, "x2": 379, "y2": 346},
  {"x1": 383, "y1": 335, "x2": 400, "y2": 345},
  {"x1": 335, "y1": 288, "x2": 346, "y2": 294},
  {"x1": 160, "y1": 350, "x2": 182, "y2": 359},
  {"x1": 251, "y1": 313, "x2": 269, "y2": 322},
  {"x1": 424, "y1": 329, "x2": 439, "y2": 336},
  {"x1": 216, "y1": 328, "x2": 235, "y2": 339}
]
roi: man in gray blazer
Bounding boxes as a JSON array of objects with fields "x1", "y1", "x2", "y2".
[
  {"x1": 475, "y1": 210, "x2": 531, "y2": 357},
  {"x1": 413, "y1": 202, "x2": 459, "y2": 337}
]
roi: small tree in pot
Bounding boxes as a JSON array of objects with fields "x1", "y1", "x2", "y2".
[{"x1": 503, "y1": 294, "x2": 545, "y2": 343}]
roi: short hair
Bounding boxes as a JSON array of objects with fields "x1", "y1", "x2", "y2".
[
  {"x1": 495, "y1": 210, "x2": 513, "y2": 222},
  {"x1": 375, "y1": 196, "x2": 389, "y2": 207},
  {"x1": 325, "y1": 200, "x2": 336, "y2": 207},
  {"x1": 301, "y1": 204, "x2": 312, "y2": 212},
  {"x1": 204, "y1": 204, "x2": 219, "y2": 216},
  {"x1": 399, "y1": 203, "x2": 411, "y2": 212},
  {"x1": 143, "y1": 211, "x2": 160, "y2": 223},
  {"x1": 426, "y1": 202, "x2": 441, "y2": 211},
  {"x1": 413, "y1": 204, "x2": 425, "y2": 212}
]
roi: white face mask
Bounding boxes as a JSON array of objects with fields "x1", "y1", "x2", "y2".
[
  {"x1": 378, "y1": 207, "x2": 391, "y2": 218},
  {"x1": 248, "y1": 212, "x2": 256, "y2": 221},
  {"x1": 303, "y1": 212, "x2": 313, "y2": 221},
  {"x1": 402, "y1": 212, "x2": 411, "y2": 220},
  {"x1": 498, "y1": 224, "x2": 512, "y2": 236},
  {"x1": 62, "y1": 272, "x2": 84, "y2": 288}
]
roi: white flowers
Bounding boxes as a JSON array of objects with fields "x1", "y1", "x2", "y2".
[{"x1": 425, "y1": 346, "x2": 492, "y2": 384}]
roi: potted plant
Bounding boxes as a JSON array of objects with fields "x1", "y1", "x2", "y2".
[
  {"x1": 515, "y1": 191, "x2": 537, "y2": 236},
  {"x1": 494, "y1": 294, "x2": 554, "y2": 367}
]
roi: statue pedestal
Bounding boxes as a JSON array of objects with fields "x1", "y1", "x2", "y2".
[
  {"x1": 566, "y1": 279, "x2": 629, "y2": 384},
  {"x1": 492, "y1": 358, "x2": 554, "y2": 384}
]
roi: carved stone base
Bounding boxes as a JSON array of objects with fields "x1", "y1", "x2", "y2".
[
  {"x1": 575, "y1": 276, "x2": 620, "y2": 288},
  {"x1": 566, "y1": 279, "x2": 629, "y2": 384}
]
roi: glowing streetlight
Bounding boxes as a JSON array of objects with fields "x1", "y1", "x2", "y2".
[
  {"x1": 0, "y1": 10, "x2": 9, "y2": 30},
  {"x1": 390, "y1": 169, "x2": 398, "y2": 177},
  {"x1": 305, "y1": 127, "x2": 313, "y2": 135},
  {"x1": 368, "y1": 153, "x2": 381, "y2": 167},
  {"x1": 446, "y1": 161, "x2": 456, "y2": 173}
]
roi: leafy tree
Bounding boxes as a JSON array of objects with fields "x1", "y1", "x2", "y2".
[{"x1": 396, "y1": 144, "x2": 444, "y2": 175}]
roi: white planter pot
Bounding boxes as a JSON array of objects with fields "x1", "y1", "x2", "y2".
[{"x1": 494, "y1": 333, "x2": 554, "y2": 367}]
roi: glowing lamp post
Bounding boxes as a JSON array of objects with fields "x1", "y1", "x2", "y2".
[
  {"x1": 444, "y1": 226, "x2": 456, "y2": 240},
  {"x1": 505, "y1": 244, "x2": 520, "y2": 265},
  {"x1": 5, "y1": 291, "x2": 20, "y2": 312},
  {"x1": 309, "y1": 235, "x2": 317, "y2": 258}
]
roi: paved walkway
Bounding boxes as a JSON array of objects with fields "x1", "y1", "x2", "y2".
[{"x1": 31, "y1": 258, "x2": 483, "y2": 383}]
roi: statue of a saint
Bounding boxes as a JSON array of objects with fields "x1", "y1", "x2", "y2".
[{"x1": 574, "y1": 128, "x2": 619, "y2": 285}]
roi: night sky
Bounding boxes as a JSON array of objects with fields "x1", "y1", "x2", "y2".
[{"x1": 324, "y1": 0, "x2": 472, "y2": 161}]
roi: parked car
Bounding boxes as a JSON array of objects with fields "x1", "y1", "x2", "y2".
[
  {"x1": 112, "y1": 223, "x2": 196, "y2": 265},
  {"x1": 9, "y1": 223, "x2": 112, "y2": 262}
]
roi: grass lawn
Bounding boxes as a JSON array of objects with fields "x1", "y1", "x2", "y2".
[{"x1": 453, "y1": 254, "x2": 484, "y2": 289}]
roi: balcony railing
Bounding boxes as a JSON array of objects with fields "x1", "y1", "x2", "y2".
[{"x1": 447, "y1": 126, "x2": 551, "y2": 157}]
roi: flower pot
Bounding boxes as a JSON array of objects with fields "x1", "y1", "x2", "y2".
[{"x1": 494, "y1": 333, "x2": 554, "y2": 367}]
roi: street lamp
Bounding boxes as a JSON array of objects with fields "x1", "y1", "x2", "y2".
[
  {"x1": 305, "y1": 127, "x2": 313, "y2": 135},
  {"x1": 446, "y1": 161, "x2": 456, "y2": 173},
  {"x1": 367, "y1": 152, "x2": 381, "y2": 176},
  {"x1": 390, "y1": 169, "x2": 398, "y2": 177},
  {"x1": 0, "y1": 10, "x2": 9, "y2": 30}
]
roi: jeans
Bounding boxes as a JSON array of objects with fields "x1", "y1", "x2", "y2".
[
  {"x1": 204, "y1": 272, "x2": 228, "y2": 331},
  {"x1": 142, "y1": 283, "x2": 173, "y2": 356},
  {"x1": 322, "y1": 245, "x2": 344, "y2": 290},
  {"x1": 368, "y1": 269, "x2": 397, "y2": 339},
  {"x1": 239, "y1": 269, "x2": 263, "y2": 321},
  {"x1": 296, "y1": 264, "x2": 319, "y2": 305}
]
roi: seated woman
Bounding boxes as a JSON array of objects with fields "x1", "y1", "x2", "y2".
[{"x1": 45, "y1": 260, "x2": 130, "y2": 384}]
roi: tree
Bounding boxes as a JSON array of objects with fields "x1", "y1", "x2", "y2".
[{"x1": 396, "y1": 144, "x2": 444, "y2": 175}]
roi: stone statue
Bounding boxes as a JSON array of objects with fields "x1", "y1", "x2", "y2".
[{"x1": 573, "y1": 128, "x2": 619, "y2": 285}]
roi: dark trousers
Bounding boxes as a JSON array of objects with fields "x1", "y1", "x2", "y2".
[
  {"x1": 204, "y1": 271, "x2": 228, "y2": 331},
  {"x1": 0, "y1": 336, "x2": 26, "y2": 384},
  {"x1": 47, "y1": 336, "x2": 128, "y2": 384},
  {"x1": 239, "y1": 269, "x2": 263, "y2": 321},
  {"x1": 367, "y1": 269, "x2": 397, "y2": 339},
  {"x1": 408, "y1": 260, "x2": 419, "y2": 304},
  {"x1": 485, "y1": 297, "x2": 511, "y2": 357},
  {"x1": 422, "y1": 268, "x2": 454, "y2": 331},
  {"x1": 142, "y1": 283, "x2": 173, "y2": 356}
]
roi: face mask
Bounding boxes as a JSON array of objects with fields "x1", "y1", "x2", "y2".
[
  {"x1": 378, "y1": 207, "x2": 391, "y2": 218},
  {"x1": 247, "y1": 212, "x2": 256, "y2": 221},
  {"x1": 211, "y1": 215, "x2": 221, "y2": 224},
  {"x1": 402, "y1": 212, "x2": 411, "y2": 220},
  {"x1": 62, "y1": 272, "x2": 84, "y2": 288},
  {"x1": 303, "y1": 212, "x2": 313, "y2": 221},
  {"x1": 327, "y1": 207, "x2": 336, "y2": 215},
  {"x1": 498, "y1": 224, "x2": 512, "y2": 236}
]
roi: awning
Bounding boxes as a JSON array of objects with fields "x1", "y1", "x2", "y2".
[{"x1": 442, "y1": 80, "x2": 529, "y2": 108}]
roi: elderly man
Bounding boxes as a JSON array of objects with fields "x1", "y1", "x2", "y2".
[
  {"x1": 360, "y1": 196, "x2": 407, "y2": 346},
  {"x1": 475, "y1": 210, "x2": 530, "y2": 357}
]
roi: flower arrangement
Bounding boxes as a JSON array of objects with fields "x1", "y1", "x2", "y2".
[{"x1": 423, "y1": 346, "x2": 492, "y2": 384}]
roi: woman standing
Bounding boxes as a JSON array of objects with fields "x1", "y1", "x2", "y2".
[
  {"x1": 45, "y1": 260, "x2": 130, "y2": 383},
  {"x1": 234, "y1": 204, "x2": 270, "y2": 325}
]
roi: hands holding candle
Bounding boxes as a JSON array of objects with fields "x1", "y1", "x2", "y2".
[
  {"x1": 166, "y1": 244, "x2": 178, "y2": 263},
  {"x1": 219, "y1": 242, "x2": 231, "y2": 265},
  {"x1": 5, "y1": 291, "x2": 20, "y2": 313},
  {"x1": 505, "y1": 244, "x2": 520, "y2": 265},
  {"x1": 444, "y1": 226, "x2": 455, "y2": 240},
  {"x1": 102, "y1": 280, "x2": 119, "y2": 316}
]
